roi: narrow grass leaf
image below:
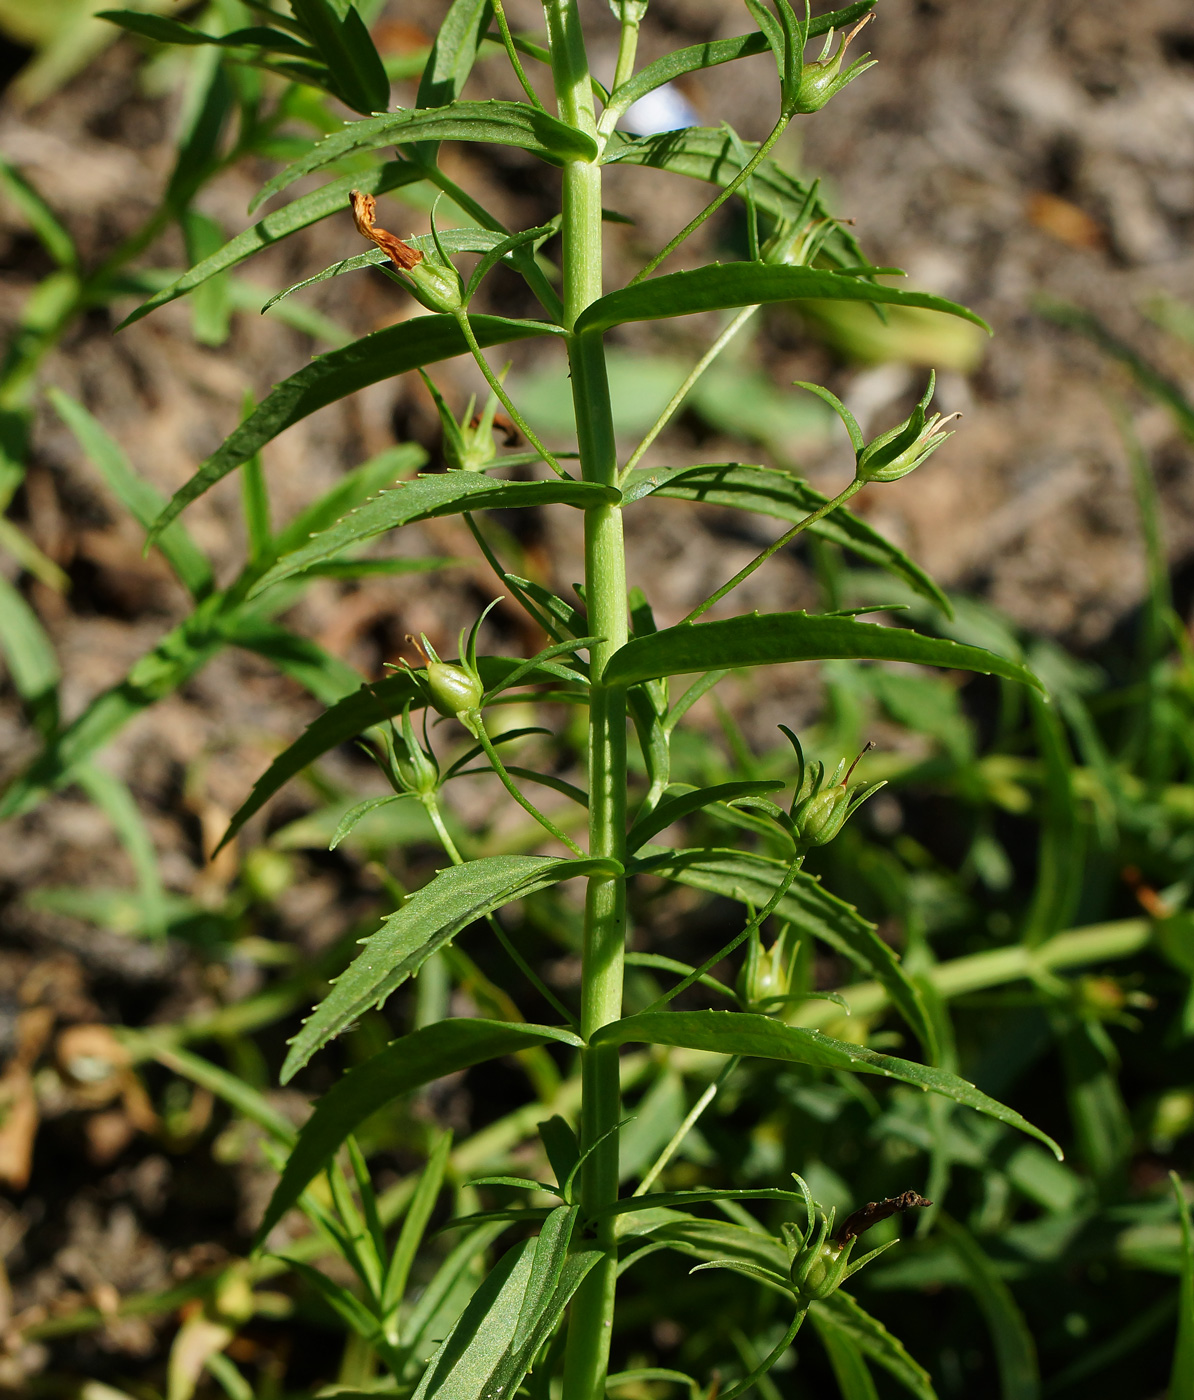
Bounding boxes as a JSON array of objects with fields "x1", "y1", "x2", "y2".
[
  {"x1": 592, "y1": 1012, "x2": 1062, "y2": 1158},
  {"x1": 625, "y1": 464, "x2": 949, "y2": 614},
  {"x1": 0, "y1": 573, "x2": 59, "y2": 736},
  {"x1": 602, "y1": 612, "x2": 1043, "y2": 691},
  {"x1": 76, "y1": 764, "x2": 167, "y2": 939},
  {"x1": 225, "y1": 619, "x2": 363, "y2": 705},
  {"x1": 576, "y1": 264, "x2": 989, "y2": 337},
  {"x1": 260, "y1": 1020, "x2": 583, "y2": 1240},
  {"x1": 1021, "y1": 690, "x2": 1082, "y2": 946},
  {"x1": 49, "y1": 389, "x2": 214, "y2": 600},
  {"x1": 417, "y1": 0, "x2": 492, "y2": 112},
  {"x1": 250, "y1": 102, "x2": 597, "y2": 213},
  {"x1": 251, "y1": 477, "x2": 618, "y2": 595},
  {"x1": 383, "y1": 1131, "x2": 453, "y2": 1315},
  {"x1": 1170, "y1": 1172, "x2": 1194, "y2": 1397},
  {"x1": 0, "y1": 157, "x2": 76, "y2": 268},
  {"x1": 281, "y1": 856, "x2": 614, "y2": 1081},
  {"x1": 937, "y1": 1217, "x2": 1040, "y2": 1400},
  {"x1": 148, "y1": 315, "x2": 563, "y2": 539}
]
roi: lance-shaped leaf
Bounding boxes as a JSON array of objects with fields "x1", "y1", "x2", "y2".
[
  {"x1": 289, "y1": 0, "x2": 390, "y2": 115},
  {"x1": 250, "y1": 101, "x2": 598, "y2": 214},
  {"x1": 625, "y1": 464, "x2": 949, "y2": 614},
  {"x1": 427, "y1": 1205, "x2": 600, "y2": 1400},
  {"x1": 602, "y1": 613, "x2": 1044, "y2": 691},
  {"x1": 251, "y1": 476, "x2": 619, "y2": 595},
  {"x1": 116, "y1": 162, "x2": 422, "y2": 331},
  {"x1": 216, "y1": 656, "x2": 583, "y2": 851},
  {"x1": 626, "y1": 780, "x2": 784, "y2": 853},
  {"x1": 259, "y1": 1019, "x2": 583, "y2": 1240},
  {"x1": 592, "y1": 1011, "x2": 1062, "y2": 1158},
  {"x1": 282, "y1": 855, "x2": 617, "y2": 1082},
  {"x1": 605, "y1": 3, "x2": 876, "y2": 124},
  {"x1": 810, "y1": 1293, "x2": 938, "y2": 1400},
  {"x1": 632, "y1": 847, "x2": 935, "y2": 1058},
  {"x1": 148, "y1": 314, "x2": 563, "y2": 540},
  {"x1": 575, "y1": 264, "x2": 989, "y2": 337},
  {"x1": 410, "y1": 1217, "x2": 600, "y2": 1400},
  {"x1": 603, "y1": 127, "x2": 864, "y2": 267}
]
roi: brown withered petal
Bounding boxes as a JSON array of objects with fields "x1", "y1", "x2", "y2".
[
  {"x1": 350, "y1": 188, "x2": 423, "y2": 272},
  {"x1": 834, "y1": 1190, "x2": 932, "y2": 1244}
]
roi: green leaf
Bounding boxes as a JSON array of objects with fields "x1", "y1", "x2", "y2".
[
  {"x1": 274, "y1": 442, "x2": 426, "y2": 556},
  {"x1": 592, "y1": 1012, "x2": 1062, "y2": 1158},
  {"x1": 226, "y1": 618, "x2": 363, "y2": 705},
  {"x1": 48, "y1": 389, "x2": 214, "y2": 600},
  {"x1": 810, "y1": 1293, "x2": 937, "y2": 1400},
  {"x1": 603, "y1": 127, "x2": 865, "y2": 266},
  {"x1": 625, "y1": 464, "x2": 949, "y2": 614},
  {"x1": 605, "y1": 4, "x2": 875, "y2": 123},
  {"x1": 413, "y1": 1207, "x2": 599, "y2": 1400},
  {"x1": 0, "y1": 605, "x2": 226, "y2": 819},
  {"x1": 330, "y1": 794, "x2": 410, "y2": 851},
  {"x1": 0, "y1": 573, "x2": 59, "y2": 737},
  {"x1": 148, "y1": 315, "x2": 563, "y2": 540},
  {"x1": 149, "y1": 1044, "x2": 297, "y2": 1147},
  {"x1": 1021, "y1": 690, "x2": 1082, "y2": 946},
  {"x1": 76, "y1": 764, "x2": 167, "y2": 939},
  {"x1": 811, "y1": 1311, "x2": 880, "y2": 1400},
  {"x1": 250, "y1": 102, "x2": 597, "y2": 214},
  {"x1": 215, "y1": 656, "x2": 580, "y2": 851},
  {"x1": 633, "y1": 847, "x2": 935, "y2": 1058},
  {"x1": 937, "y1": 1217, "x2": 1040, "y2": 1400},
  {"x1": 115, "y1": 162, "x2": 423, "y2": 331},
  {"x1": 575, "y1": 264, "x2": 989, "y2": 338},
  {"x1": 258, "y1": 1019, "x2": 582, "y2": 1240},
  {"x1": 627, "y1": 780, "x2": 784, "y2": 853},
  {"x1": 289, "y1": 0, "x2": 389, "y2": 114},
  {"x1": 99, "y1": 12, "x2": 317, "y2": 56},
  {"x1": 383, "y1": 1131, "x2": 453, "y2": 1315},
  {"x1": 282, "y1": 856, "x2": 613, "y2": 1081},
  {"x1": 602, "y1": 612, "x2": 1044, "y2": 691},
  {"x1": 0, "y1": 157, "x2": 76, "y2": 268},
  {"x1": 251, "y1": 476, "x2": 618, "y2": 595},
  {"x1": 593, "y1": 1188, "x2": 801, "y2": 1221},
  {"x1": 1170, "y1": 1172, "x2": 1194, "y2": 1397},
  {"x1": 416, "y1": 0, "x2": 492, "y2": 113}
]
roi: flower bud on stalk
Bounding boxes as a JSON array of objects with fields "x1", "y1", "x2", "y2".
[
  {"x1": 783, "y1": 726, "x2": 884, "y2": 850},
  {"x1": 350, "y1": 190, "x2": 463, "y2": 313},
  {"x1": 737, "y1": 922, "x2": 799, "y2": 1013},
  {"x1": 855, "y1": 372, "x2": 960, "y2": 484},
  {"x1": 406, "y1": 634, "x2": 483, "y2": 720},
  {"x1": 792, "y1": 14, "x2": 876, "y2": 115}
]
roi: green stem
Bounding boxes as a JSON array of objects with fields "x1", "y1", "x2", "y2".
[
  {"x1": 471, "y1": 713, "x2": 585, "y2": 856},
  {"x1": 682, "y1": 477, "x2": 863, "y2": 624},
  {"x1": 719, "y1": 1308, "x2": 807, "y2": 1400},
  {"x1": 610, "y1": 7, "x2": 642, "y2": 96},
  {"x1": 453, "y1": 311, "x2": 568, "y2": 479},
  {"x1": 622, "y1": 305, "x2": 759, "y2": 480},
  {"x1": 630, "y1": 114, "x2": 791, "y2": 284},
  {"x1": 541, "y1": 3, "x2": 627, "y2": 1396}
]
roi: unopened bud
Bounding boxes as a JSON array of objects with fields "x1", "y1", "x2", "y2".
[
  {"x1": 855, "y1": 373, "x2": 959, "y2": 484},
  {"x1": 792, "y1": 15, "x2": 875, "y2": 115}
]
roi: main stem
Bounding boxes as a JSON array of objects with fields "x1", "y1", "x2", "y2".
[{"x1": 543, "y1": 3, "x2": 627, "y2": 1397}]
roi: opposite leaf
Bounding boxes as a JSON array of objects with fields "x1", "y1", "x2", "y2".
[{"x1": 281, "y1": 855, "x2": 617, "y2": 1082}]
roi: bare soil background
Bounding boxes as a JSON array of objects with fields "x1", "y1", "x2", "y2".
[{"x1": 0, "y1": 0, "x2": 1191, "y2": 1389}]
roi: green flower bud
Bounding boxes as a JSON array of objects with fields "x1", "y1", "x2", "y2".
[
  {"x1": 390, "y1": 703, "x2": 440, "y2": 796},
  {"x1": 426, "y1": 658, "x2": 483, "y2": 716},
  {"x1": 737, "y1": 923, "x2": 799, "y2": 1013},
  {"x1": 855, "y1": 373, "x2": 959, "y2": 484},
  {"x1": 786, "y1": 735, "x2": 883, "y2": 850},
  {"x1": 792, "y1": 16, "x2": 876, "y2": 115},
  {"x1": 404, "y1": 256, "x2": 465, "y2": 315},
  {"x1": 789, "y1": 1237, "x2": 852, "y2": 1303}
]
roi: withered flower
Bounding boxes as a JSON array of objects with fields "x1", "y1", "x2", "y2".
[{"x1": 350, "y1": 189, "x2": 423, "y2": 272}]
